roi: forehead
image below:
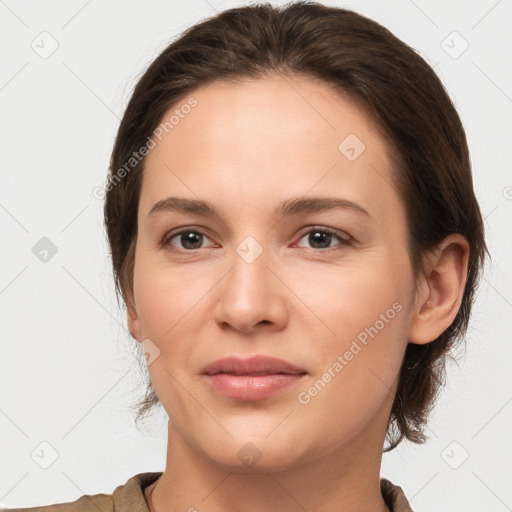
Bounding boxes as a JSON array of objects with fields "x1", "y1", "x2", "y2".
[
  {"x1": 139, "y1": 74, "x2": 401, "y2": 223},
  {"x1": 155, "y1": 74, "x2": 382, "y2": 155}
]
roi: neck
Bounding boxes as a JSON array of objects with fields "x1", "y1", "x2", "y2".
[{"x1": 146, "y1": 420, "x2": 391, "y2": 512}]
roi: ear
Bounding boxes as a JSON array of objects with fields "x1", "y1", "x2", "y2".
[
  {"x1": 408, "y1": 234, "x2": 470, "y2": 345},
  {"x1": 127, "y1": 299, "x2": 143, "y2": 343}
]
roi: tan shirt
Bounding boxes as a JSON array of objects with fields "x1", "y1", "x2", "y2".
[{"x1": 1, "y1": 472, "x2": 414, "y2": 512}]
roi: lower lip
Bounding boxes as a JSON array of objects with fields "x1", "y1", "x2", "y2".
[{"x1": 204, "y1": 373, "x2": 306, "y2": 401}]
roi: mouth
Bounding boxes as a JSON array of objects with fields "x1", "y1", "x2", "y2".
[
  {"x1": 201, "y1": 354, "x2": 307, "y2": 376},
  {"x1": 201, "y1": 355, "x2": 307, "y2": 401}
]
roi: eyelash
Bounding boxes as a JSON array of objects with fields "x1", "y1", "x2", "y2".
[{"x1": 161, "y1": 226, "x2": 353, "y2": 253}]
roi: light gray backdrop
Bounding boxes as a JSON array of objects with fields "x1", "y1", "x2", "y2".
[{"x1": 1, "y1": 1, "x2": 511, "y2": 511}]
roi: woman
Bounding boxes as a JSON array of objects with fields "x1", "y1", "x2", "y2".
[{"x1": 3, "y1": 1, "x2": 487, "y2": 511}]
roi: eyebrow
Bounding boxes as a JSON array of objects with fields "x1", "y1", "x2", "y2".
[{"x1": 148, "y1": 196, "x2": 371, "y2": 219}]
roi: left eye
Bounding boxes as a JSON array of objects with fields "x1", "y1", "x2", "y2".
[{"x1": 295, "y1": 228, "x2": 351, "y2": 250}]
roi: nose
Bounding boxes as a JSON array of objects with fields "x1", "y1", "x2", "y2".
[{"x1": 212, "y1": 245, "x2": 289, "y2": 333}]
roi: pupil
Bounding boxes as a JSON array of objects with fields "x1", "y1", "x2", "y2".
[
  {"x1": 310, "y1": 231, "x2": 331, "y2": 249},
  {"x1": 182, "y1": 232, "x2": 202, "y2": 249}
]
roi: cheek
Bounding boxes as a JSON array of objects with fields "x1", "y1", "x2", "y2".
[
  {"x1": 134, "y1": 259, "x2": 204, "y2": 341},
  {"x1": 301, "y1": 252, "x2": 410, "y2": 379},
  {"x1": 307, "y1": 254, "x2": 408, "y2": 333},
  {"x1": 294, "y1": 266, "x2": 408, "y2": 440},
  {"x1": 133, "y1": 263, "x2": 207, "y2": 411}
]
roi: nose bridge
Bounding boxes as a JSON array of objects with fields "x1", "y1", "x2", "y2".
[
  {"x1": 232, "y1": 235, "x2": 270, "y2": 299},
  {"x1": 229, "y1": 235, "x2": 273, "y2": 309},
  {"x1": 213, "y1": 234, "x2": 288, "y2": 332}
]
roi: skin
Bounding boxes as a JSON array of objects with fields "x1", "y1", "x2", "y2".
[{"x1": 127, "y1": 74, "x2": 469, "y2": 512}]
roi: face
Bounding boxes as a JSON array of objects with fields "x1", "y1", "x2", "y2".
[{"x1": 128, "y1": 74, "x2": 417, "y2": 471}]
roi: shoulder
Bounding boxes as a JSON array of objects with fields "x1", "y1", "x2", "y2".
[
  {"x1": 0, "y1": 493, "x2": 114, "y2": 512},
  {"x1": 380, "y1": 478, "x2": 415, "y2": 512},
  {"x1": 0, "y1": 472, "x2": 162, "y2": 512}
]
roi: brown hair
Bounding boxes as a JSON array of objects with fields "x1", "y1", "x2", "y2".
[{"x1": 104, "y1": 1, "x2": 488, "y2": 451}]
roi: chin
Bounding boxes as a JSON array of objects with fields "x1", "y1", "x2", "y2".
[
  {"x1": 199, "y1": 433, "x2": 309, "y2": 474},
  {"x1": 211, "y1": 450, "x2": 301, "y2": 474}
]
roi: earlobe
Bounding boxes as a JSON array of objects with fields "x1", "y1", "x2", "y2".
[
  {"x1": 127, "y1": 302, "x2": 143, "y2": 342},
  {"x1": 408, "y1": 234, "x2": 470, "y2": 345}
]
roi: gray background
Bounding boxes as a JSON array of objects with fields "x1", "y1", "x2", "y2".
[{"x1": 1, "y1": 0, "x2": 511, "y2": 510}]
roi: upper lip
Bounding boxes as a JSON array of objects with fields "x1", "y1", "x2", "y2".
[{"x1": 201, "y1": 355, "x2": 307, "y2": 376}]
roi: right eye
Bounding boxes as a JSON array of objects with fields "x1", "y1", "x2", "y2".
[{"x1": 162, "y1": 229, "x2": 217, "y2": 252}]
